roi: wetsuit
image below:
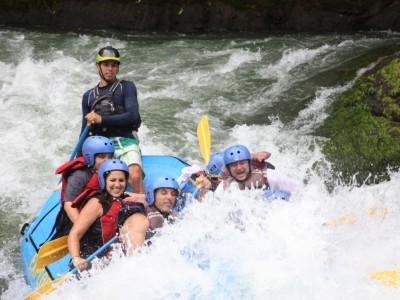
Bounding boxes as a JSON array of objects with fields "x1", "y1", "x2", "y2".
[{"x1": 80, "y1": 79, "x2": 141, "y2": 139}]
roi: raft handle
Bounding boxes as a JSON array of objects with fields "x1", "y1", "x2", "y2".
[{"x1": 20, "y1": 223, "x2": 30, "y2": 236}]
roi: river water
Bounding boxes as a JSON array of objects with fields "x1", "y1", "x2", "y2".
[{"x1": 1, "y1": 26, "x2": 400, "y2": 299}]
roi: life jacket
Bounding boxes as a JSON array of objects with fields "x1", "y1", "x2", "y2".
[
  {"x1": 144, "y1": 206, "x2": 175, "y2": 241},
  {"x1": 90, "y1": 79, "x2": 122, "y2": 117},
  {"x1": 79, "y1": 195, "x2": 124, "y2": 258},
  {"x1": 146, "y1": 206, "x2": 165, "y2": 231},
  {"x1": 100, "y1": 197, "x2": 124, "y2": 243},
  {"x1": 90, "y1": 79, "x2": 142, "y2": 137},
  {"x1": 55, "y1": 157, "x2": 99, "y2": 210}
]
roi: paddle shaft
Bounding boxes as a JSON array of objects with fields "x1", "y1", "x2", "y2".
[
  {"x1": 69, "y1": 124, "x2": 90, "y2": 161},
  {"x1": 57, "y1": 124, "x2": 90, "y2": 184},
  {"x1": 81, "y1": 236, "x2": 117, "y2": 266},
  {"x1": 24, "y1": 236, "x2": 118, "y2": 300}
]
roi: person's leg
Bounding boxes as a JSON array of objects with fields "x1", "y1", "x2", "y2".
[
  {"x1": 111, "y1": 137, "x2": 145, "y2": 193},
  {"x1": 128, "y1": 163, "x2": 145, "y2": 194}
]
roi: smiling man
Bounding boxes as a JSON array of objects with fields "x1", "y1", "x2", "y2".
[{"x1": 211, "y1": 144, "x2": 300, "y2": 201}]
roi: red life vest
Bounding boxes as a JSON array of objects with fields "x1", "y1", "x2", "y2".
[
  {"x1": 55, "y1": 157, "x2": 99, "y2": 211},
  {"x1": 101, "y1": 198, "x2": 123, "y2": 243},
  {"x1": 80, "y1": 196, "x2": 125, "y2": 258}
]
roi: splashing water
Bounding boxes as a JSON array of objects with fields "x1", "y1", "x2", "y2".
[{"x1": 1, "y1": 27, "x2": 400, "y2": 299}]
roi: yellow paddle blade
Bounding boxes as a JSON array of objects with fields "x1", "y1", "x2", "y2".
[
  {"x1": 197, "y1": 115, "x2": 211, "y2": 166},
  {"x1": 370, "y1": 270, "x2": 400, "y2": 288},
  {"x1": 23, "y1": 272, "x2": 71, "y2": 299},
  {"x1": 37, "y1": 236, "x2": 69, "y2": 268}
]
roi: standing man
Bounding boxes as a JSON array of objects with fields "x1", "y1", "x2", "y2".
[{"x1": 81, "y1": 46, "x2": 145, "y2": 194}]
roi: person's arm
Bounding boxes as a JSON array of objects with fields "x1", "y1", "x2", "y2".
[
  {"x1": 119, "y1": 213, "x2": 149, "y2": 255},
  {"x1": 64, "y1": 202, "x2": 79, "y2": 223},
  {"x1": 63, "y1": 171, "x2": 90, "y2": 223},
  {"x1": 194, "y1": 174, "x2": 214, "y2": 201},
  {"x1": 123, "y1": 192, "x2": 147, "y2": 206},
  {"x1": 251, "y1": 151, "x2": 271, "y2": 169},
  {"x1": 266, "y1": 169, "x2": 300, "y2": 194},
  {"x1": 68, "y1": 198, "x2": 103, "y2": 271}
]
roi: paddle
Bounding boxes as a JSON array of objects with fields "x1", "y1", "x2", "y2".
[
  {"x1": 37, "y1": 236, "x2": 69, "y2": 268},
  {"x1": 194, "y1": 115, "x2": 211, "y2": 190},
  {"x1": 177, "y1": 117, "x2": 211, "y2": 220},
  {"x1": 69, "y1": 124, "x2": 91, "y2": 161},
  {"x1": 36, "y1": 124, "x2": 92, "y2": 267},
  {"x1": 24, "y1": 236, "x2": 118, "y2": 300},
  {"x1": 30, "y1": 124, "x2": 91, "y2": 270},
  {"x1": 197, "y1": 115, "x2": 211, "y2": 166}
]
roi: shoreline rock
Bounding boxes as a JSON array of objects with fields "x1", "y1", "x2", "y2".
[{"x1": 1, "y1": 0, "x2": 400, "y2": 33}]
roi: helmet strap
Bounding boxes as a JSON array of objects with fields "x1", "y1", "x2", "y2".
[{"x1": 98, "y1": 70, "x2": 114, "y2": 85}]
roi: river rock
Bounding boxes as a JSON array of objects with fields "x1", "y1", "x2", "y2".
[{"x1": 315, "y1": 52, "x2": 400, "y2": 187}]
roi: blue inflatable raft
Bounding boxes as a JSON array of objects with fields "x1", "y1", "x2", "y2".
[{"x1": 20, "y1": 155, "x2": 196, "y2": 290}]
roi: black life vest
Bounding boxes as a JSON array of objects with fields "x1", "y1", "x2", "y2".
[
  {"x1": 90, "y1": 79, "x2": 142, "y2": 137},
  {"x1": 79, "y1": 194, "x2": 124, "y2": 258},
  {"x1": 90, "y1": 79, "x2": 121, "y2": 117}
]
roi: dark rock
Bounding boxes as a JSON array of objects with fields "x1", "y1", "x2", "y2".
[{"x1": 1, "y1": 0, "x2": 400, "y2": 32}]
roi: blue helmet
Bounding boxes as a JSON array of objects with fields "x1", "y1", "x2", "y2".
[
  {"x1": 82, "y1": 136, "x2": 115, "y2": 167},
  {"x1": 98, "y1": 159, "x2": 129, "y2": 190},
  {"x1": 223, "y1": 144, "x2": 251, "y2": 173},
  {"x1": 146, "y1": 176, "x2": 179, "y2": 206},
  {"x1": 206, "y1": 152, "x2": 224, "y2": 175}
]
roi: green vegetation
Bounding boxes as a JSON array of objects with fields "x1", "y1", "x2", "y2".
[{"x1": 315, "y1": 54, "x2": 400, "y2": 186}]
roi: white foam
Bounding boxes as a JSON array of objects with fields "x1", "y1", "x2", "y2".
[{"x1": 2, "y1": 30, "x2": 400, "y2": 300}]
